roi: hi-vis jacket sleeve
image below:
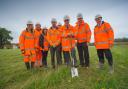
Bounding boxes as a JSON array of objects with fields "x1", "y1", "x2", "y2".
[
  {"x1": 86, "y1": 24, "x2": 92, "y2": 43},
  {"x1": 46, "y1": 30, "x2": 53, "y2": 46},
  {"x1": 19, "y1": 31, "x2": 25, "y2": 51},
  {"x1": 105, "y1": 23, "x2": 114, "y2": 45}
]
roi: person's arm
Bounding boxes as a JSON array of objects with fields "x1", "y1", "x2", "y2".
[
  {"x1": 19, "y1": 31, "x2": 25, "y2": 54},
  {"x1": 105, "y1": 23, "x2": 114, "y2": 47},
  {"x1": 86, "y1": 24, "x2": 91, "y2": 43},
  {"x1": 47, "y1": 30, "x2": 54, "y2": 46},
  {"x1": 39, "y1": 34, "x2": 44, "y2": 49}
]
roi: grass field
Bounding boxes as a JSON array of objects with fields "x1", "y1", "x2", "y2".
[{"x1": 0, "y1": 45, "x2": 128, "y2": 89}]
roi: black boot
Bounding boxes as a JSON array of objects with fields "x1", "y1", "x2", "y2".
[
  {"x1": 25, "y1": 62, "x2": 30, "y2": 70},
  {"x1": 52, "y1": 65, "x2": 55, "y2": 69},
  {"x1": 31, "y1": 62, "x2": 35, "y2": 69}
]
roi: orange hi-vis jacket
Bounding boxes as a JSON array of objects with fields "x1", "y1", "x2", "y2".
[
  {"x1": 34, "y1": 29, "x2": 42, "y2": 49},
  {"x1": 94, "y1": 21, "x2": 114, "y2": 49},
  {"x1": 75, "y1": 20, "x2": 91, "y2": 43},
  {"x1": 43, "y1": 35, "x2": 49, "y2": 51},
  {"x1": 47, "y1": 27, "x2": 61, "y2": 46},
  {"x1": 19, "y1": 29, "x2": 36, "y2": 55},
  {"x1": 61, "y1": 24, "x2": 77, "y2": 51}
]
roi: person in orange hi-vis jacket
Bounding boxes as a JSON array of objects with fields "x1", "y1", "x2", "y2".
[
  {"x1": 47, "y1": 18, "x2": 61, "y2": 69},
  {"x1": 39, "y1": 27, "x2": 49, "y2": 68},
  {"x1": 75, "y1": 13, "x2": 91, "y2": 68},
  {"x1": 19, "y1": 21, "x2": 36, "y2": 70},
  {"x1": 57, "y1": 22, "x2": 63, "y2": 64},
  {"x1": 94, "y1": 14, "x2": 114, "y2": 74},
  {"x1": 34, "y1": 22, "x2": 43, "y2": 67},
  {"x1": 61, "y1": 15, "x2": 77, "y2": 67}
]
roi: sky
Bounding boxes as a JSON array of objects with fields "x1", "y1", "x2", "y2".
[{"x1": 0, "y1": 0, "x2": 128, "y2": 43}]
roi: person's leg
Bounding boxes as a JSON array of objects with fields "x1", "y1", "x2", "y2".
[
  {"x1": 24, "y1": 55, "x2": 30, "y2": 70},
  {"x1": 42, "y1": 50, "x2": 45, "y2": 66},
  {"x1": 63, "y1": 51, "x2": 66, "y2": 64},
  {"x1": 58, "y1": 44, "x2": 62, "y2": 64},
  {"x1": 50, "y1": 46, "x2": 55, "y2": 68},
  {"x1": 56, "y1": 45, "x2": 62, "y2": 65},
  {"x1": 71, "y1": 48, "x2": 77, "y2": 66},
  {"x1": 39, "y1": 50, "x2": 42, "y2": 66},
  {"x1": 97, "y1": 49, "x2": 105, "y2": 68},
  {"x1": 77, "y1": 43, "x2": 84, "y2": 66},
  {"x1": 36, "y1": 51, "x2": 41, "y2": 67},
  {"x1": 83, "y1": 43, "x2": 90, "y2": 67},
  {"x1": 63, "y1": 51, "x2": 71, "y2": 66},
  {"x1": 31, "y1": 54, "x2": 36, "y2": 69},
  {"x1": 104, "y1": 49, "x2": 114, "y2": 73},
  {"x1": 43, "y1": 51, "x2": 48, "y2": 67},
  {"x1": 104, "y1": 49, "x2": 113, "y2": 66}
]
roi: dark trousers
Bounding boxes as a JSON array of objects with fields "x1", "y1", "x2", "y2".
[
  {"x1": 63, "y1": 51, "x2": 71, "y2": 65},
  {"x1": 58, "y1": 44, "x2": 62, "y2": 64},
  {"x1": 71, "y1": 48, "x2": 77, "y2": 65},
  {"x1": 42, "y1": 51, "x2": 48, "y2": 66},
  {"x1": 50, "y1": 45, "x2": 61, "y2": 66},
  {"x1": 97, "y1": 49, "x2": 113, "y2": 66},
  {"x1": 77, "y1": 42, "x2": 90, "y2": 67}
]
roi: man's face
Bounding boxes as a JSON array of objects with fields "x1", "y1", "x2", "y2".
[
  {"x1": 64, "y1": 19, "x2": 69, "y2": 26},
  {"x1": 27, "y1": 24, "x2": 33, "y2": 30},
  {"x1": 51, "y1": 21, "x2": 57, "y2": 27},
  {"x1": 95, "y1": 17, "x2": 102, "y2": 24},
  {"x1": 58, "y1": 25, "x2": 62, "y2": 28},
  {"x1": 77, "y1": 18, "x2": 83, "y2": 24},
  {"x1": 43, "y1": 29, "x2": 47, "y2": 34},
  {"x1": 35, "y1": 24, "x2": 41, "y2": 30}
]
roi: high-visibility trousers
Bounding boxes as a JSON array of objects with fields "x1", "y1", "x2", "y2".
[
  {"x1": 24, "y1": 54, "x2": 36, "y2": 63},
  {"x1": 35, "y1": 50, "x2": 42, "y2": 66}
]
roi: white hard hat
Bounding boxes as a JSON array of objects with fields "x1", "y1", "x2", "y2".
[
  {"x1": 51, "y1": 18, "x2": 57, "y2": 22},
  {"x1": 43, "y1": 26, "x2": 47, "y2": 29},
  {"x1": 63, "y1": 15, "x2": 70, "y2": 20},
  {"x1": 95, "y1": 14, "x2": 102, "y2": 19},
  {"x1": 77, "y1": 13, "x2": 83, "y2": 19},
  {"x1": 27, "y1": 21, "x2": 33, "y2": 25},
  {"x1": 36, "y1": 22, "x2": 41, "y2": 25}
]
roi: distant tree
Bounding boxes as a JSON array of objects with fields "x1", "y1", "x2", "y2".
[
  {"x1": 0, "y1": 27, "x2": 13, "y2": 49},
  {"x1": 115, "y1": 38, "x2": 128, "y2": 42}
]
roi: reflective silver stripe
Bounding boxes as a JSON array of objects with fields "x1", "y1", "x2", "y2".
[
  {"x1": 78, "y1": 38, "x2": 86, "y2": 40},
  {"x1": 105, "y1": 27, "x2": 113, "y2": 31},
  {"x1": 72, "y1": 44, "x2": 76, "y2": 47},
  {"x1": 74, "y1": 32, "x2": 77, "y2": 35},
  {"x1": 86, "y1": 29, "x2": 91, "y2": 33},
  {"x1": 25, "y1": 36, "x2": 34, "y2": 39},
  {"x1": 62, "y1": 38, "x2": 68, "y2": 41},
  {"x1": 24, "y1": 56, "x2": 29, "y2": 58},
  {"x1": 21, "y1": 34, "x2": 25, "y2": 37},
  {"x1": 35, "y1": 44, "x2": 38, "y2": 47},
  {"x1": 44, "y1": 46, "x2": 49, "y2": 48},
  {"x1": 63, "y1": 46, "x2": 70, "y2": 49},
  {"x1": 95, "y1": 30, "x2": 107, "y2": 34},
  {"x1": 108, "y1": 38, "x2": 113, "y2": 41},
  {"x1": 96, "y1": 41, "x2": 108, "y2": 45},
  {"x1": 25, "y1": 48, "x2": 35, "y2": 51},
  {"x1": 19, "y1": 44, "x2": 24, "y2": 46},
  {"x1": 30, "y1": 54, "x2": 36, "y2": 57}
]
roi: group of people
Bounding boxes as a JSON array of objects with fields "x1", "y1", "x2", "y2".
[{"x1": 19, "y1": 13, "x2": 114, "y2": 73}]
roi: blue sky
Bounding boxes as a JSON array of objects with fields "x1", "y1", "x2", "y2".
[{"x1": 0, "y1": 0, "x2": 128, "y2": 43}]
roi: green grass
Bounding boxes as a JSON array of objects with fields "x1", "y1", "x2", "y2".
[{"x1": 0, "y1": 45, "x2": 128, "y2": 89}]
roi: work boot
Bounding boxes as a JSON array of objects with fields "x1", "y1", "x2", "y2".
[
  {"x1": 52, "y1": 65, "x2": 55, "y2": 69},
  {"x1": 109, "y1": 66, "x2": 114, "y2": 74},
  {"x1": 97, "y1": 62, "x2": 104, "y2": 69},
  {"x1": 31, "y1": 62, "x2": 35, "y2": 69},
  {"x1": 25, "y1": 62, "x2": 30, "y2": 70}
]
